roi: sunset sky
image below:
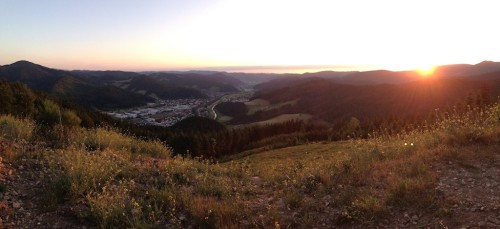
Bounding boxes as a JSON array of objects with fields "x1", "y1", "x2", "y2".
[{"x1": 1, "y1": 0, "x2": 499, "y2": 73}]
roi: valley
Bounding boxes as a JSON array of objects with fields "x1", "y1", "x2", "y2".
[
  {"x1": 106, "y1": 99, "x2": 211, "y2": 127},
  {"x1": 209, "y1": 91, "x2": 254, "y2": 122},
  {"x1": 105, "y1": 90, "x2": 255, "y2": 127}
]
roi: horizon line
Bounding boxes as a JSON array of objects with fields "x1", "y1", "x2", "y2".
[{"x1": 2, "y1": 60, "x2": 497, "y2": 74}]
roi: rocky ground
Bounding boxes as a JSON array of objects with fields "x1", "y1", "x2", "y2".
[
  {"x1": 242, "y1": 147, "x2": 500, "y2": 229},
  {"x1": 378, "y1": 152, "x2": 500, "y2": 229},
  {"x1": 0, "y1": 141, "x2": 91, "y2": 228},
  {"x1": 434, "y1": 153, "x2": 500, "y2": 228}
]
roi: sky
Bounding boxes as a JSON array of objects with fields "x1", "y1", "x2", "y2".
[{"x1": 1, "y1": 0, "x2": 500, "y2": 73}]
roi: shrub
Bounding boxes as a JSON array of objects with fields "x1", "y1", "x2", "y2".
[
  {"x1": 131, "y1": 138, "x2": 171, "y2": 158},
  {"x1": 88, "y1": 128, "x2": 132, "y2": 151},
  {"x1": 487, "y1": 102, "x2": 500, "y2": 124},
  {"x1": 387, "y1": 176, "x2": 437, "y2": 209},
  {"x1": 0, "y1": 115, "x2": 35, "y2": 141},
  {"x1": 36, "y1": 99, "x2": 81, "y2": 128},
  {"x1": 61, "y1": 110, "x2": 81, "y2": 127},
  {"x1": 86, "y1": 181, "x2": 139, "y2": 228},
  {"x1": 284, "y1": 189, "x2": 302, "y2": 209},
  {"x1": 36, "y1": 99, "x2": 61, "y2": 126},
  {"x1": 47, "y1": 148, "x2": 129, "y2": 202}
]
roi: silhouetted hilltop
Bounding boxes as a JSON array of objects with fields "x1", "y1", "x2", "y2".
[{"x1": 0, "y1": 61, "x2": 153, "y2": 109}]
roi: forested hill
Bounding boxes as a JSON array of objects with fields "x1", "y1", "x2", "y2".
[
  {"x1": 226, "y1": 76, "x2": 500, "y2": 125},
  {"x1": 0, "y1": 61, "x2": 154, "y2": 109},
  {"x1": 0, "y1": 79, "x2": 121, "y2": 127}
]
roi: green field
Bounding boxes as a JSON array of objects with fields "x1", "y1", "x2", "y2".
[
  {"x1": 251, "y1": 113, "x2": 311, "y2": 125},
  {"x1": 245, "y1": 99, "x2": 298, "y2": 115}
]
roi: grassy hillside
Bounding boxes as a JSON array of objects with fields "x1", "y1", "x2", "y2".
[{"x1": 0, "y1": 99, "x2": 498, "y2": 228}]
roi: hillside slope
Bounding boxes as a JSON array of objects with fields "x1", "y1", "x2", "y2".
[{"x1": 0, "y1": 101, "x2": 498, "y2": 228}]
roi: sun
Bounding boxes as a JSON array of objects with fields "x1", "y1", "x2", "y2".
[{"x1": 416, "y1": 66, "x2": 436, "y2": 77}]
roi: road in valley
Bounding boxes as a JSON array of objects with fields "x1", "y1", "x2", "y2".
[
  {"x1": 211, "y1": 103, "x2": 218, "y2": 120},
  {"x1": 208, "y1": 91, "x2": 253, "y2": 121}
]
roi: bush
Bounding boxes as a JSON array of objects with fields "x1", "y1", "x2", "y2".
[
  {"x1": 0, "y1": 115, "x2": 35, "y2": 141},
  {"x1": 86, "y1": 128, "x2": 132, "y2": 151},
  {"x1": 487, "y1": 102, "x2": 500, "y2": 124},
  {"x1": 47, "y1": 149, "x2": 129, "y2": 202},
  {"x1": 131, "y1": 138, "x2": 171, "y2": 158},
  {"x1": 36, "y1": 99, "x2": 81, "y2": 128},
  {"x1": 62, "y1": 110, "x2": 81, "y2": 127},
  {"x1": 36, "y1": 99, "x2": 61, "y2": 126}
]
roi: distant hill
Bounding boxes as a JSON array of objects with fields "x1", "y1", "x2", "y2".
[
  {"x1": 253, "y1": 75, "x2": 318, "y2": 93},
  {"x1": 125, "y1": 75, "x2": 206, "y2": 99},
  {"x1": 0, "y1": 61, "x2": 248, "y2": 109},
  {"x1": 467, "y1": 70, "x2": 500, "y2": 81},
  {"x1": 74, "y1": 69, "x2": 245, "y2": 99},
  {"x1": 2, "y1": 60, "x2": 500, "y2": 111},
  {"x1": 74, "y1": 70, "x2": 245, "y2": 94},
  {"x1": 0, "y1": 61, "x2": 153, "y2": 109},
  {"x1": 224, "y1": 72, "x2": 289, "y2": 85},
  {"x1": 0, "y1": 60, "x2": 67, "y2": 91},
  {"x1": 231, "y1": 76, "x2": 500, "y2": 125},
  {"x1": 71, "y1": 70, "x2": 143, "y2": 85},
  {"x1": 253, "y1": 61, "x2": 500, "y2": 94},
  {"x1": 337, "y1": 70, "x2": 422, "y2": 85},
  {"x1": 149, "y1": 72, "x2": 243, "y2": 93},
  {"x1": 434, "y1": 61, "x2": 500, "y2": 77}
]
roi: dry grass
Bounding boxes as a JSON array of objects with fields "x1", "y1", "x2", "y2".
[
  {"x1": 0, "y1": 115, "x2": 35, "y2": 141},
  {"x1": 232, "y1": 103, "x2": 500, "y2": 224},
  {"x1": 3, "y1": 102, "x2": 499, "y2": 227},
  {"x1": 63, "y1": 127, "x2": 171, "y2": 158},
  {"x1": 44, "y1": 148, "x2": 131, "y2": 203}
]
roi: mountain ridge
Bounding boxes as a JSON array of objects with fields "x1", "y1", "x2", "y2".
[{"x1": 0, "y1": 61, "x2": 246, "y2": 109}]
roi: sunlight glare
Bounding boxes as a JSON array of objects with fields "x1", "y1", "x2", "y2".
[{"x1": 416, "y1": 66, "x2": 436, "y2": 77}]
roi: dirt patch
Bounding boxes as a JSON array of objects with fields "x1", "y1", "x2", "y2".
[{"x1": 0, "y1": 141, "x2": 92, "y2": 228}]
